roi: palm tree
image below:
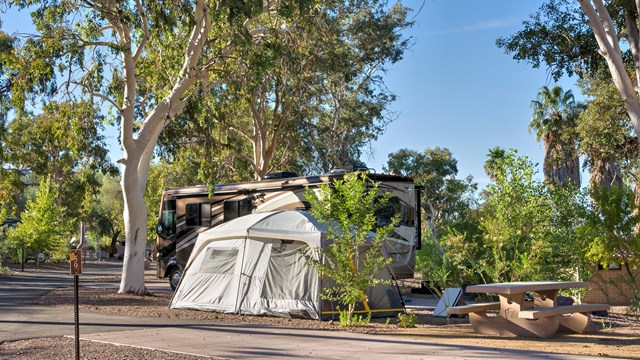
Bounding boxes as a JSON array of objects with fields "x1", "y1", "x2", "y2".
[
  {"x1": 484, "y1": 146, "x2": 507, "y2": 181},
  {"x1": 530, "y1": 85, "x2": 581, "y2": 187}
]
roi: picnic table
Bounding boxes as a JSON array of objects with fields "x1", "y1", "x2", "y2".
[{"x1": 446, "y1": 281, "x2": 609, "y2": 338}]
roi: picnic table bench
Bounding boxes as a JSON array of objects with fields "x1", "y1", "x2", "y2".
[
  {"x1": 445, "y1": 302, "x2": 500, "y2": 315},
  {"x1": 446, "y1": 281, "x2": 609, "y2": 338}
]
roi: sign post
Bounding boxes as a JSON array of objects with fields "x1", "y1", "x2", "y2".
[{"x1": 69, "y1": 249, "x2": 82, "y2": 360}]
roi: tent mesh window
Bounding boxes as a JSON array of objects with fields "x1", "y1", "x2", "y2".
[
  {"x1": 261, "y1": 240, "x2": 317, "y2": 301},
  {"x1": 199, "y1": 248, "x2": 238, "y2": 274}
]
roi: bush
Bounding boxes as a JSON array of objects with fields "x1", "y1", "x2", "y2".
[
  {"x1": 0, "y1": 260, "x2": 9, "y2": 276},
  {"x1": 396, "y1": 312, "x2": 418, "y2": 328},
  {"x1": 338, "y1": 309, "x2": 370, "y2": 327},
  {"x1": 415, "y1": 229, "x2": 484, "y2": 297}
]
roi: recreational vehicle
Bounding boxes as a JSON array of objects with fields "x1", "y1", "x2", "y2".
[{"x1": 155, "y1": 168, "x2": 421, "y2": 290}]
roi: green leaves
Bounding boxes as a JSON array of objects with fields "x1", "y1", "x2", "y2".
[
  {"x1": 529, "y1": 85, "x2": 581, "y2": 187},
  {"x1": 304, "y1": 172, "x2": 394, "y2": 323},
  {"x1": 158, "y1": 0, "x2": 413, "y2": 179},
  {"x1": 481, "y1": 150, "x2": 549, "y2": 281},
  {"x1": 582, "y1": 184, "x2": 640, "y2": 269},
  {"x1": 5, "y1": 178, "x2": 73, "y2": 262},
  {"x1": 3, "y1": 101, "x2": 115, "y2": 221},
  {"x1": 496, "y1": 0, "x2": 604, "y2": 81}
]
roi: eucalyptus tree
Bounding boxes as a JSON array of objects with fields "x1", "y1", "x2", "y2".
[
  {"x1": 577, "y1": 0, "x2": 640, "y2": 140},
  {"x1": 499, "y1": 0, "x2": 640, "y2": 152},
  {"x1": 299, "y1": 2, "x2": 411, "y2": 173},
  {"x1": 0, "y1": 29, "x2": 20, "y2": 220},
  {"x1": 3, "y1": 102, "x2": 115, "y2": 217},
  {"x1": 159, "y1": 1, "x2": 412, "y2": 180},
  {"x1": 496, "y1": 0, "x2": 603, "y2": 81},
  {"x1": 1, "y1": 0, "x2": 313, "y2": 294},
  {"x1": 530, "y1": 85, "x2": 581, "y2": 187}
]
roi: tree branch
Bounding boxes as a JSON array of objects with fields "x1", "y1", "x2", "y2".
[
  {"x1": 136, "y1": 0, "x2": 211, "y2": 146},
  {"x1": 624, "y1": 9, "x2": 640, "y2": 90},
  {"x1": 133, "y1": 0, "x2": 149, "y2": 62},
  {"x1": 578, "y1": 0, "x2": 640, "y2": 136},
  {"x1": 228, "y1": 124, "x2": 254, "y2": 142}
]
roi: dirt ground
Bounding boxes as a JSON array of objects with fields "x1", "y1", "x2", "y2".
[{"x1": 2, "y1": 265, "x2": 640, "y2": 359}]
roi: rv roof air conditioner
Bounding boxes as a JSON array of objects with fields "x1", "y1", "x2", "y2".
[{"x1": 328, "y1": 165, "x2": 372, "y2": 174}]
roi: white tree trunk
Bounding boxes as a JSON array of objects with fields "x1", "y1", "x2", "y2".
[
  {"x1": 116, "y1": 0, "x2": 211, "y2": 294},
  {"x1": 118, "y1": 154, "x2": 149, "y2": 294},
  {"x1": 578, "y1": 0, "x2": 640, "y2": 138}
]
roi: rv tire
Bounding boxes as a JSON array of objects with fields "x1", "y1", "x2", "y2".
[{"x1": 169, "y1": 267, "x2": 182, "y2": 291}]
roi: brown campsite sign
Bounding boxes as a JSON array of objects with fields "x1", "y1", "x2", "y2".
[{"x1": 69, "y1": 249, "x2": 82, "y2": 275}]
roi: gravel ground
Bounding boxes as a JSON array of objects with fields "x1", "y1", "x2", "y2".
[
  {"x1": 0, "y1": 338, "x2": 217, "y2": 360},
  {"x1": 2, "y1": 265, "x2": 640, "y2": 359}
]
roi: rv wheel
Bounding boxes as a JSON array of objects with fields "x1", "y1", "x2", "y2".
[{"x1": 169, "y1": 268, "x2": 182, "y2": 291}]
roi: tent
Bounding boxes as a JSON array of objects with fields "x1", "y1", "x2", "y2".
[{"x1": 170, "y1": 210, "x2": 404, "y2": 320}]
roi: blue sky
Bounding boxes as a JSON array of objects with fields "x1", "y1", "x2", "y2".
[
  {"x1": 366, "y1": 0, "x2": 579, "y2": 187},
  {"x1": 2, "y1": 1, "x2": 581, "y2": 187}
]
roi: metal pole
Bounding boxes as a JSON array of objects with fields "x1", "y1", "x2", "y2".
[
  {"x1": 21, "y1": 241, "x2": 24, "y2": 272},
  {"x1": 74, "y1": 274, "x2": 80, "y2": 360}
]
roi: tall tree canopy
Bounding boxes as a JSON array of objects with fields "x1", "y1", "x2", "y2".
[
  {"x1": 2, "y1": 102, "x2": 116, "y2": 218},
  {"x1": 577, "y1": 0, "x2": 640, "y2": 138},
  {"x1": 577, "y1": 73, "x2": 635, "y2": 189},
  {"x1": 496, "y1": 0, "x2": 603, "y2": 81},
  {"x1": 159, "y1": 1, "x2": 412, "y2": 180},
  {"x1": 0, "y1": 28, "x2": 20, "y2": 219}
]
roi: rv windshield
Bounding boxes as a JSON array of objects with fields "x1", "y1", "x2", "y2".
[
  {"x1": 374, "y1": 196, "x2": 414, "y2": 229},
  {"x1": 158, "y1": 199, "x2": 176, "y2": 237}
]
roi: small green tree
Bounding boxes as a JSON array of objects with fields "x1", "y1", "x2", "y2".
[
  {"x1": 480, "y1": 150, "x2": 553, "y2": 283},
  {"x1": 6, "y1": 179, "x2": 72, "y2": 264},
  {"x1": 305, "y1": 172, "x2": 398, "y2": 326}
]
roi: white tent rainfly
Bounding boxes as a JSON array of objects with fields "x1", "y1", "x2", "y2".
[{"x1": 170, "y1": 210, "x2": 404, "y2": 320}]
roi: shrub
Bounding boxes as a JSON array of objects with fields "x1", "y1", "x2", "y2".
[
  {"x1": 338, "y1": 309, "x2": 370, "y2": 327},
  {"x1": 396, "y1": 312, "x2": 418, "y2": 328}
]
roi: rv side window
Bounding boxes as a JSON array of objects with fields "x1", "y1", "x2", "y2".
[
  {"x1": 186, "y1": 203, "x2": 200, "y2": 227},
  {"x1": 201, "y1": 203, "x2": 211, "y2": 226},
  {"x1": 186, "y1": 203, "x2": 212, "y2": 227},
  {"x1": 223, "y1": 198, "x2": 253, "y2": 223}
]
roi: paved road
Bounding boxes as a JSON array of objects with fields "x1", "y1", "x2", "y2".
[
  {"x1": 0, "y1": 261, "x2": 171, "y2": 308},
  {"x1": 0, "y1": 261, "x2": 199, "y2": 341},
  {"x1": 0, "y1": 262, "x2": 612, "y2": 359}
]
